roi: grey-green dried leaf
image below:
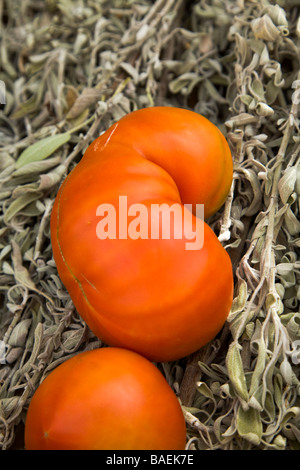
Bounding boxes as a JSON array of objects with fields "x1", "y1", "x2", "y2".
[
  {"x1": 277, "y1": 270, "x2": 296, "y2": 289},
  {"x1": 280, "y1": 358, "x2": 294, "y2": 385},
  {"x1": 37, "y1": 164, "x2": 67, "y2": 191},
  {"x1": 265, "y1": 78, "x2": 281, "y2": 104},
  {"x1": 286, "y1": 313, "x2": 300, "y2": 340},
  {"x1": 0, "y1": 41, "x2": 17, "y2": 78},
  {"x1": 0, "y1": 397, "x2": 20, "y2": 419},
  {"x1": 11, "y1": 156, "x2": 62, "y2": 177},
  {"x1": 276, "y1": 263, "x2": 295, "y2": 275},
  {"x1": 226, "y1": 342, "x2": 249, "y2": 403},
  {"x1": 256, "y1": 102, "x2": 274, "y2": 117},
  {"x1": 278, "y1": 166, "x2": 297, "y2": 204},
  {"x1": 11, "y1": 95, "x2": 39, "y2": 119},
  {"x1": 239, "y1": 168, "x2": 262, "y2": 216},
  {"x1": 5, "y1": 347, "x2": 23, "y2": 364},
  {"x1": 0, "y1": 151, "x2": 15, "y2": 170},
  {"x1": 62, "y1": 329, "x2": 85, "y2": 352},
  {"x1": 19, "y1": 200, "x2": 45, "y2": 217},
  {"x1": 264, "y1": 390, "x2": 276, "y2": 423},
  {"x1": 28, "y1": 51, "x2": 52, "y2": 64},
  {"x1": 225, "y1": 113, "x2": 257, "y2": 128},
  {"x1": 249, "y1": 77, "x2": 265, "y2": 102},
  {"x1": 281, "y1": 407, "x2": 300, "y2": 428},
  {"x1": 222, "y1": 421, "x2": 237, "y2": 438},
  {"x1": 224, "y1": 238, "x2": 241, "y2": 250},
  {"x1": 265, "y1": 5, "x2": 288, "y2": 27},
  {"x1": 240, "y1": 94, "x2": 254, "y2": 107},
  {"x1": 7, "y1": 296, "x2": 28, "y2": 314},
  {"x1": 295, "y1": 163, "x2": 300, "y2": 195},
  {"x1": 248, "y1": 393, "x2": 263, "y2": 412},
  {"x1": 294, "y1": 14, "x2": 300, "y2": 39},
  {"x1": 11, "y1": 240, "x2": 36, "y2": 291},
  {"x1": 203, "y1": 79, "x2": 228, "y2": 103},
  {"x1": 275, "y1": 282, "x2": 285, "y2": 299},
  {"x1": 20, "y1": 322, "x2": 44, "y2": 374},
  {"x1": 236, "y1": 406, "x2": 263, "y2": 445},
  {"x1": 249, "y1": 39, "x2": 270, "y2": 65},
  {"x1": 265, "y1": 292, "x2": 278, "y2": 311},
  {"x1": 272, "y1": 435, "x2": 286, "y2": 450},
  {"x1": 251, "y1": 14, "x2": 280, "y2": 41},
  {"x1": 245, "y1": 322, "x2": 255, "y2": 339},
  {"x1": 119, "y1": 62, "x2": 139, "y2": 83},
  {"x1": 0, "y1": 244, "x2": 11, "y2": 261},
  {"x1": 169, "y1": 73, "x2": 203, "y2": 94},
  {"x1": 15, "y1": 133, "x2": 71, "y2": 169},
  {"x1": 219, "y1": 383, "x2": 234, "y2": 399},
  {"x1": 66, "y1": 88, "x2": 103, "y2": 119},
  {"x1": 4, "y1": 192, "x2": 42, "y2": 224},
  {"x1": 73, "y1": 32, "x2": 88, "y2": 54},
  {"x1": 196, "y1": 381, "x2": 215, "y2": 401},
  {"x1": 7, "y1": 319, "x2": 32, "y2": 347},
  {"x1": 284, "y1": 207, "x2": 300, "y2": 236},
  {"x1": 252, "y1": 216, "x2": 268, "y2": 239},
  {"x1": 2, "y1": 261, "x2": 14, "y2": 275},
  {"x1": 228, "y1": 280, "x2": 247, "y2": 318},
  {"x1": 252, "y1": 236, "x2": 265, "y2": 263},
  {"x1": 249, "y1": 340, "x2": 267, "y2": 396}
]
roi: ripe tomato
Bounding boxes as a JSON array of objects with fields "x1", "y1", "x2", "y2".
[
  {"x1": 50, "y1": 106, "x2": 233, "y2": 362},
  {"x1": 24, "y1": 347, "x2": 186, "y2": 450}
]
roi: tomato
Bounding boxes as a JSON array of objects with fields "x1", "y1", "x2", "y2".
[
  {"x1": 50, "y1": 106, "x2": 233, "y2": 362},
  {"x1": 24, "y1": 347, "x2": 186, "y2": 450}
]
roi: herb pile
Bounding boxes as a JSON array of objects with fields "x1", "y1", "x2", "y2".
[{"x1": 0, "y1": 0, "x2": 299, "y2": 450}]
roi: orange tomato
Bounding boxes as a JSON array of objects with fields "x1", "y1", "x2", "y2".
[
  {"x1": 50, "y1": 107, "x2": 233, "y2": 362},
  {"x1": 24, "y1": 347, "x2": 186, "y2": 450}
]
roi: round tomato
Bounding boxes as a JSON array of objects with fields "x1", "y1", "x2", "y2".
[
  {"x1": 50, "y1": 106, "x2": 233, "y2": 362},
  {"x1": 24, "y1": 347, "x2": 186, "y2": 450}
]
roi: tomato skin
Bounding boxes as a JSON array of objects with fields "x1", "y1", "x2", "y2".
[
  {"x1": 95, "y1": 106, "x2": 233, "y2": 219},
  {"x1": 50, "y1": 106, "x2": 233, "y2": 362},
  {"x1": 24, "y1": 347, "x2": 186, "y2": 450}
]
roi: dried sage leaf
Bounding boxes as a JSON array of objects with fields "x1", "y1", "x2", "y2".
[
  {"x1": 226, "y1": 342, "x2": 249, "y2": 403},
  {"x1": 251, "y1": 15, "x2": 280, "y2": 41},
  {"x1": 228, "y1": 279, "x2": 247, "y2": 318},
  {"x1": 196, "y1": 381, "x2": 215, "y2": 401},
  {"x1": 11, "y1": 240, "x2": 36, "y2": 292},
  {"x1": 249, "y1": 340, "x2": 267, "y2": 397},
  {"x1": 0, "y1": 398, "x2": 20, "y2": 419},
  {"x1": 12, "y1": 156, "x2": 62, "y2": 177},
  {"x1": 278, "y1": 166, "x2": 297, "y2": 204},
  {"x1": 7, "y1": 319, "x2": 32, "y2": 348},
  {"x1": 284, "y1": 207, "x2": 300, "y2": 236},
  {"x1": 4, "y1": 192, "x2": 42, "y2": 224},
  {"x1": 279, "y1": 358, "x2": 294, "y2": 385},
  {"x1": 66, "y1": 88, "x2": 103, "y2": 120},
  {"x1": 237, "y1": 406, "x2": 263, "y2": 445},
  {"x1": 15, "y1": 133, "x2": 71, "y2": 169}
]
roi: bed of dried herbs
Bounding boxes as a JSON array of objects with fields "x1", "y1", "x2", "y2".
[{"x1": 0, "y1": 0, "x2": 299, "y2": 451}]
